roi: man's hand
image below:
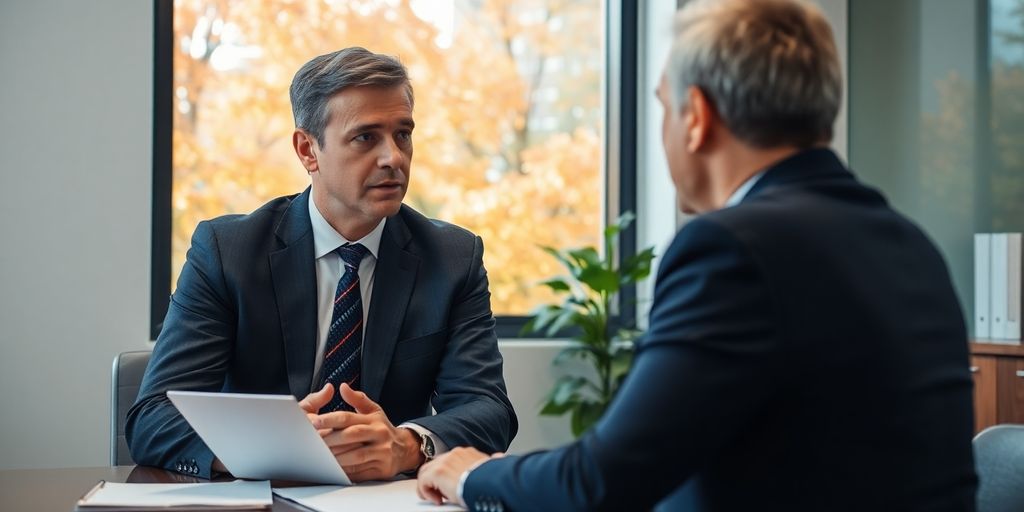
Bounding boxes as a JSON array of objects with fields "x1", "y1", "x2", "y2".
[
  {"x1": 416, "y1": 447, "x2": 495, "y2": 506},
  {"x1": 298, "y1": 382, "x2": 334, "y2": 435},
  {"x1": 309, "y1": 383, "x2": 422, "y2": 482}
]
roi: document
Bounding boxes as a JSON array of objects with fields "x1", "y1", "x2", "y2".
[
  {"x1": 992, "y1": 233, "x2": 1008, "y2": 339},
  {"x1": 1006, "y1": 233, "x2": 1022, "y2": 341},
  {"x1": 976, "y1": 233, "x2": 991, "y2": 339},
  {"x1": 76, "y1": 479, "x2": 271, "y2": 510},
  {"x1": 273, "y1": 479, "x2": 464, "y2": 511}
]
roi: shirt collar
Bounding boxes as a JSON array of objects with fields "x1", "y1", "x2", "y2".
[
  {"x1": 308, "y1": 196, "x2": 386, "y2": 260},
  {"x1": 724, "y1": 171, "x2": 766, "y2": 208}
]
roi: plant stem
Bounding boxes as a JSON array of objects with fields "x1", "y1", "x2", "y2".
[
  {"x1": 599, "y1": 288, "x2": 610, "y2": 402},
  {"x1": 601, "y1": 226, "x2": 614, "y2": 402}
]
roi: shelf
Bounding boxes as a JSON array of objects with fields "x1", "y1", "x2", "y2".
[{"x1": 970, "y1": 341, "x2": 1024, "y2": 357}]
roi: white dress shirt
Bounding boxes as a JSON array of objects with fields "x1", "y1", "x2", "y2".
[
  {"x1": 725, "y1": 170, "x2": 766, "y2": 207},
  {"x1": 307, "y1": 197, "x2": 448, "y2": 456}
]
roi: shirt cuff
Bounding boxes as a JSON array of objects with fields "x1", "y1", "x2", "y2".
[
  {"x1": 398, "y1": 422, "x2": 449, "y2": 455},
  {"x1": 457, "y1": 458, "x2": 492, "y2": 508}
]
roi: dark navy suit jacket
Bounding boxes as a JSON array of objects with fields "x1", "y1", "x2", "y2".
[
  {"x1": 463, "y1": 149, "x2": 976, "y2": 511},
  {"x1": 126, "y1": 189, "x2": 517, "y2": 478}
]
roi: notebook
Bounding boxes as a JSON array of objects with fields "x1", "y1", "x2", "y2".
[{"x1": 76, "y1": 480, "x2": 271, "y2": 510}]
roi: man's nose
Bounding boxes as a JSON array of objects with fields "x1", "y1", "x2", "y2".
[{"x1": 378, "y1": 137, "x2": 406, "y2": 169}]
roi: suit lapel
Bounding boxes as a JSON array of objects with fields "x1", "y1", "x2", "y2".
[
  {"x1": 362, "y1": 209, "x2": 419, "y2": 402},
  {"x1": 270, "y1": 188, "x2": 318, "y2": 398}
]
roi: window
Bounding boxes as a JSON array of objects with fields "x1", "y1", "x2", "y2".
[
  {"x1": 151, "y1": 0, "x2": 639, "y2": 338},
  {"x1": 849, "y1": 0, "x2": 1024, "y2": 334}
]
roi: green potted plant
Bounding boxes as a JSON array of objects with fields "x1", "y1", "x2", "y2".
[{"x1": 523, "y1": 212, "x2": 657, "y2": 437}]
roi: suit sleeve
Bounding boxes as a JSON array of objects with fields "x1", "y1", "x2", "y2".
[
  {"x1": 124, "y1": 221, "x2": 235, "y2": 478},
  {"x1": 462, "y1": 218, "x2": 792, "y2": 511},
  {"x1": 409, "y1": 235, "x2": 518, "y2": 454}
]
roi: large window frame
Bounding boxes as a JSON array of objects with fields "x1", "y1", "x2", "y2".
[{"x1": 150, "y1": 0, "x2": 640, "y2": 340}]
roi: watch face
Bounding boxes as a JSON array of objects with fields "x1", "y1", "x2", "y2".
[{"x1": 422, "y1": 435, "x2": 436, "y2": 458}]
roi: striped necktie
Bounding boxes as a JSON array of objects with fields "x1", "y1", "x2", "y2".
[{"x1": 319, "y1": 243, "x2": 369, "y2": 413}]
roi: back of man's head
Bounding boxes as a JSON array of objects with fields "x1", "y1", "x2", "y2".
[
  {"x1": 289, "y1": 47, "x2": 413, "y2": 148},
  {"x1": 667, "y1": 0, "x2": 842, "y2": 149}
]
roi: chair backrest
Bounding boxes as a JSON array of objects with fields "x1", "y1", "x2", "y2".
[
  {"x1": 110, "y1": 350, "x2": 151, "y2": 466},
  {"x1": 974, "y1": 424, "x2": 1024, "y2": 512}
]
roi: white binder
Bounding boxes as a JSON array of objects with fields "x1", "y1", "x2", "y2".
[
  {"x1": 975, "y1": 233, "x2": 991, "y2": 339},
  {"x1": 991, "y1": 233, "x2": 1008, "y2": 340},
  {"x1": 1005, "y1": 233, "x2": 1022, "y2": 342}
]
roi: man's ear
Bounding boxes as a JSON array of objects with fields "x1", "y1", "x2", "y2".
[
  {"x1": 293, "y1": 129, "x2": 319, "y2": 173},
  {"x1": 684, "y1": 86, "x2": 713, "y2": 153}
]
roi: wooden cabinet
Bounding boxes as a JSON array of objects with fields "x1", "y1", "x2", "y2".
[
  {"x1": 970, "y1": 342, "x2": 1024, "y2": 433},
  {"x1": 971, "y1": 354, "x2": 998, "y2": 433}
]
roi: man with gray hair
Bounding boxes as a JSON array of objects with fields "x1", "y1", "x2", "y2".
[
  {"x1": 417, "y1": 1, "x2": 977, "y2": 510},
  {"x1": 128, "y1": 47, "x2": 517, "y2": 482}
]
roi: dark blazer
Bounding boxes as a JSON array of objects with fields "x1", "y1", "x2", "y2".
[
  {"x1": 463, "y1": 149, "x2": 977, "y2": 511},
  {"x1": 126, "y1": 189, "x2": 517, "y2": 478}
]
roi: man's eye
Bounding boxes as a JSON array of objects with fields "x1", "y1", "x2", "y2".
[
  {"x1": 353, "y1": 133, "x2": 375, "y2": 143},
  {"x1": 397, "y1": 131, "x2": 412, "y2": 142}
]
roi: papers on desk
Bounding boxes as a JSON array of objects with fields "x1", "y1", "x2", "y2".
[
  {"x1": 273, "y1": 479, "x2": 464, "y2": 511},
  {"x1": 75, "y1": 480, "x2": 271, "y2": 510}
]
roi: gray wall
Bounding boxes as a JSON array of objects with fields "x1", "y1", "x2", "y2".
[{"x1": 0, "y1": 0, "x2": 153, "y2": 469}]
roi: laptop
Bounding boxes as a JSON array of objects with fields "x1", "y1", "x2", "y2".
[{"x1": 166, "y1": 390, "x2": 351, "y2": 485}]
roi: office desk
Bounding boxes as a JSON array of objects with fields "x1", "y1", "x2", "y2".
[{"x1": 0, "y1": 465, "x2": 309, "y2": 511}]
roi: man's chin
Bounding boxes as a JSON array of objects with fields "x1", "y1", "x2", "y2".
[{"x1": 374, "y1": 200, "x2": 404, "y2": 219}]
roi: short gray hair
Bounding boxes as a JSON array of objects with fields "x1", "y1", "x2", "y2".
[
  {"x1": 289, "y1": 47, "x2": 413, "y2": 147},
  {"x1": 667, "y1": 0, "x2": 842, "y2": 148}
]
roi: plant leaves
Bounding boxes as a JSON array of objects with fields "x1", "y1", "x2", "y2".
[
  {"x1": 541, "y1": 245, "x2": 581, "y2": 276},
  {"x1": 522, "y1": 304, "x2": 563, "y2": 336},
  {"x1": 539, "y1": 277, "x2": 572, "y2": 293},
  {"x1": 603, "y1": 211, "x2": 636, "y2": 245},
  {"x1": 620, "y1": 246, "x2": 656, "y2": 284},
  {"x1": 616, "y1": 211, "x2": 636, "y2": 230},
  {"x1": 609, "y1": 346, "x2": 634, "y2": 389},
  {"x1": 540, "y1": 397, "x2": 579, "y2": 416},
  {"x1": 546, "y1": 308, "x2": 581, "y2": 337},
  {"x1": 577, "y1": 265, "x2": 620, "y2": 293},
  {"x1": 540, "y1": 376, "x2": 598, "y2": 417},
  {"x1": 567, "y1": 247, "x2": 602, "y2": 268},
  {"x1": 570, "y1": 400, "x2": 606, "y2": 437}
]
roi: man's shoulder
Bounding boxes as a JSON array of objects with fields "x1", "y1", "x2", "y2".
[
  {"x1": 396, "y1": 204, "x2": 479, "y2": 250},
  {"x1": 196, "y1": 193, "x2": 302, "y2": 240}
]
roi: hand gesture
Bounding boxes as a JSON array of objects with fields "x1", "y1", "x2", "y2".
[{"x1": 304, "y1": 383, "x2": 422, "y2": 481}]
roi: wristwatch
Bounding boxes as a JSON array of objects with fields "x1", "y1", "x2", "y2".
[{"x1": 419, "y1": 432, "x2": 436, "y2": 462}]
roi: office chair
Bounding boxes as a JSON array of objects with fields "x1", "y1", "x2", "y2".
[
  {"x1": 110, "y1": 350, "x2": 151, "y2": 466},
  {"x1": 974, "y1": 424, "x2": 1024, "y2": 512}
]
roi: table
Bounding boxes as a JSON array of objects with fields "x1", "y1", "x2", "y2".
[{"x1": 0, "y1": 465, "x2": 310, "y2": 511}]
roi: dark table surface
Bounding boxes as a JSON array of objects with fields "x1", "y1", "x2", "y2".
[{"x1": 0, "y1": 465, "x2": 311, "y2": 511}]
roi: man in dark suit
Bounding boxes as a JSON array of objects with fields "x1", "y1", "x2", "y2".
[
  {"x1": 417, "y1": 0, "x2": 977, "y2": 510},
  {"x1": 127, "y1": 47, "x2": 517, "y2": 481}
]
